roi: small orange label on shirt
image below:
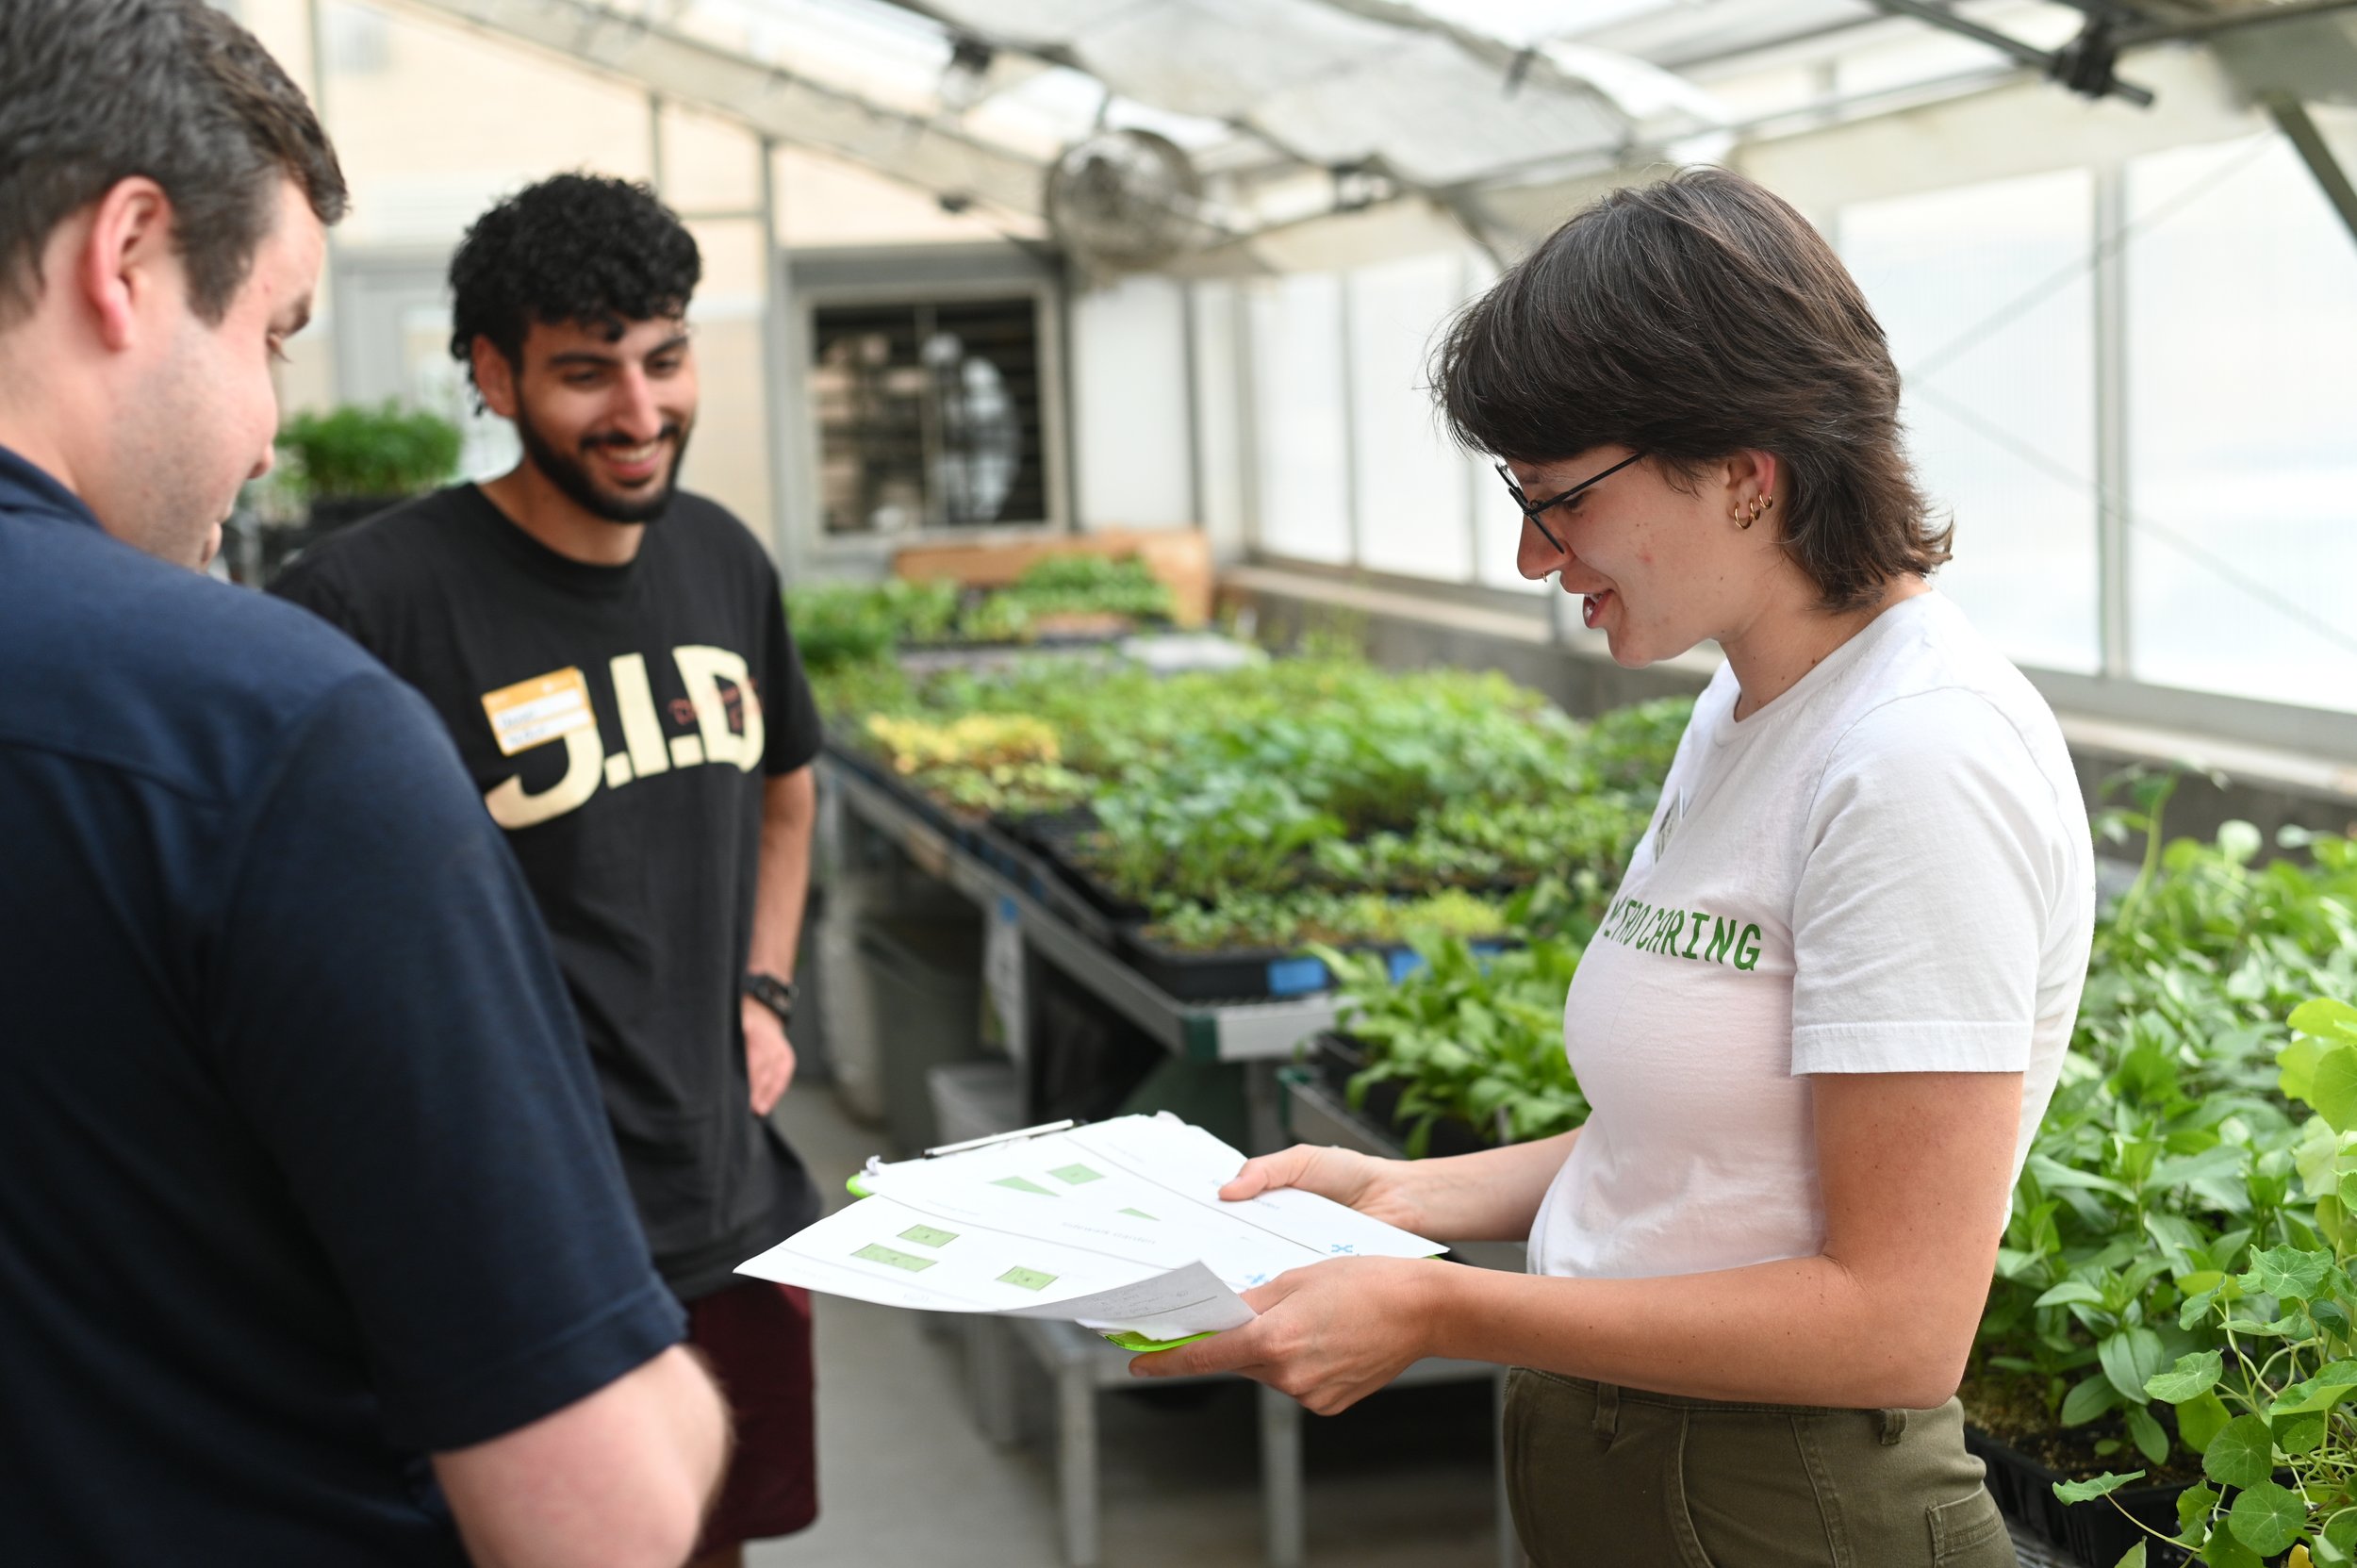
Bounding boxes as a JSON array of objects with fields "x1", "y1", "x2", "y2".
[{"x1": 480, "y1": 667, "x2": 596, "y2": 757}]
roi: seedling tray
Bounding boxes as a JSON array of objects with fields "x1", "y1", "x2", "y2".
[
  {"x1": 1965, "y1": 1426, "x2": 2192, "y2": 1567},
  {"x1": 1119, "y1": 931, "x2": 1497, "y2": 1004},
  {"x1": 1004, "y1": 811, "x2": 1153, "y2": 927}
]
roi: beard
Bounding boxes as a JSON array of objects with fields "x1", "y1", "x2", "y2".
[{"x1": 514, "y1": 394, "x2": 693, "y2": 525}]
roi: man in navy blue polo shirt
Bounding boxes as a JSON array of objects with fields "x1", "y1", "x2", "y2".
[{"x1": 0, "y1": 4, "x2": 730, "y2": 1562}]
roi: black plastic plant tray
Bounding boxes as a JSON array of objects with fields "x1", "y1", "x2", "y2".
[
  {"x1": 1008, "y1": 813, "x2": 1154, "y2": 927},
  {"x1": 1120, "y1": 933, "x2": 1506, "y2": 1005},
  {"x1": 1965, "y1": 1427, "x2": 2192, "y2": 1567},
  {"x1": 823, "y1": 741, "x2": 984, "y2": 850},
  {"x1": 1310, "y1": 1032, "x2": 1493, "y2": 1159}
]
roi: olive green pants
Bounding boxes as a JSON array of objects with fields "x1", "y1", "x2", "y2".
[{"x1": 1503, "y1": 1369, "x2": 2015, "y2": 1568}]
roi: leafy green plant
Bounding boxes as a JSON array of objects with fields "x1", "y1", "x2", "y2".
[
  {"x1": 1970, "y1": 792, "x2": 2357, "y2": 1472},
  {"x1": 790, "y1": 579, "x2": 960, "y2": 673},
  {"x1": 277, "y1": 401, "x2": 461, "y2": 499},
  {"x1": 1145, "y1": 886, "x2": 1512, "y2": 954},
  {"x1": 2064, "y1": 999, "x2": 2357, "y2": 1568},
  {"x1": 1316, "y1": 935, "x2": 1587, "y2": 1156}
]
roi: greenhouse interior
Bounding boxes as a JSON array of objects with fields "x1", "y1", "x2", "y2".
[{"x1": 7, "y1": 0, "x2": 2357, "y2": 1565}]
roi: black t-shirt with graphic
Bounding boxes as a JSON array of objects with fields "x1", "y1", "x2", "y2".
[{"x1": 275, "y1": 484, "x2": 823, "y2": 1299}]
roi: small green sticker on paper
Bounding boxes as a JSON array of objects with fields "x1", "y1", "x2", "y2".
[
  {"x1": 992, "y1": 1176, "x2": 1053, "y2": 1196},
  {"x1": 899, "y1": 1225, "x2": 958, "y2": 1247},
  {"x1": 1119, "y1": 1207, "x2": 1158, "y2": 1221},
  {"x1": 1050, "y1": 1164, "x2": 1104, "y2": 1185},
  {"x1": 997, "y1": 1266, "x2": 1058, "y2": 1292},
  {"x1": 853, "y1": 1243, "x2": 937, "y2": 1273}
]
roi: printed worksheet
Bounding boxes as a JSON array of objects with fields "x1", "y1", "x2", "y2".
[{"x1": 734, "y1": 1114, "x2": 1444, "y2": 1345}]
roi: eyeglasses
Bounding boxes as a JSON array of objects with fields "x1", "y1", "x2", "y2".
[{"x1": 1493, "y1": 451, "x2": 1645, "y2": 553}]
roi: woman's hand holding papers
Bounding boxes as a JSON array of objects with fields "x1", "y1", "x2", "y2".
[
  {"x1": 1214, "y1": 1144, "x2": 1419, "y2": 1228},
  {"x1": 1128, "y1": 1256, "x2": 1445, "y2": 1414},
  {"x1": 1129, "y1": 1132, "x2": 1590, "y2": 1411},
  {"x1": 1218, "y1": 1132, "x2": 1583, "y2": 1245}
]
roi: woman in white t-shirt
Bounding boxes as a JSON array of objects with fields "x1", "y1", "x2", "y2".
[{"x1": 1133, "y1": 168, "x2": 2094, "y2": 1567}]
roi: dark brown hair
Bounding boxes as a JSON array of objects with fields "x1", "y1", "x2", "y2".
[
  {"x1": 0, "y1": 0, "x2": 347, "y2": 328},
  {"x1": 1434, "y1": 166, "x2": 1949, "y2": 611}
]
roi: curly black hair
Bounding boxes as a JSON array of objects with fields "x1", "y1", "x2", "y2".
[{"x1": 448, "y1": 173, "x2": 701, "y2": 385}]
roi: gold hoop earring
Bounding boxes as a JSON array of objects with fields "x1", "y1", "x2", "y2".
[{"x1": 1736, "y1": 496, "x2": 1764, "y2": 530}]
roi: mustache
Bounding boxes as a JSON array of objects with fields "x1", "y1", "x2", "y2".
[{"x1": 582, "y1": 424, "x2": 684, "y2": 452}]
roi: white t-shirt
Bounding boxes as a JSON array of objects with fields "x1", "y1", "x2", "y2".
[{"x1": 1528, "y1": 591, "x2": 2094, "y2": 1281}]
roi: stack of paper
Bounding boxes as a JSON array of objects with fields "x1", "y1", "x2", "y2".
[{"x1": 735, "y1": 1114, "x2": 1443, "y2": 1347}]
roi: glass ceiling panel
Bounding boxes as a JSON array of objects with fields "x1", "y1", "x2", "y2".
[{"x1": 417, "y1": 0, "x2": 2217, "y2": 262}]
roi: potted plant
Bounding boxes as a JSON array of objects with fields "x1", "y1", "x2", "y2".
[{"x1": 277, "y1": 401, "x2": 463, "y2": 533}]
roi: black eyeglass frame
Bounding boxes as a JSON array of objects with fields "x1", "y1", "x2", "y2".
[{"x1": 1493, "y1": 451, "x2": 1646, "y2": 553}]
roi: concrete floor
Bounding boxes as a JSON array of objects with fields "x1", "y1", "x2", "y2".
[{"x1": 752, "y1": 1081, "x2": 1506, "y2": 1568}]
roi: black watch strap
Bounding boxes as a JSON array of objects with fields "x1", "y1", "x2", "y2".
[{"x1": 743, "y1": 971, "x2": 797, "y2": 1026}]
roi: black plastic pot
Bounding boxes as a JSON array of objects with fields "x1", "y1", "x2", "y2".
[
  {"x1": 1310, "y1": 1032, "x2": 1496, "y2": 1160},
  {"x1": 1965, "y1": 1426, "x2": 2193, "y2": 1567}
]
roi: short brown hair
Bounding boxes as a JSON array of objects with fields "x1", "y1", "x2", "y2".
[
  {"x1": 1434, "y1": 167, "x2": 1949, "y2": 611},
  {"x1": 0, "y1": 0, "x2": 347, "y2": 328}
]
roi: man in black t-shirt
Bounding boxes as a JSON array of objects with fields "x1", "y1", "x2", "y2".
[{"x1": 276, "y1": 175, "x2": 825, "y2": 1564}]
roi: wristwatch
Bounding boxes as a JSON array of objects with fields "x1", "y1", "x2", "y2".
[{"x1": 743, "y1": 971, "x2": 797, "y2": 1027}]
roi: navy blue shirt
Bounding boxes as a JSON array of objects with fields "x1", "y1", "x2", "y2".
[{"x1": 0, "y1": 445, "x2": 684, "y2": 1564}]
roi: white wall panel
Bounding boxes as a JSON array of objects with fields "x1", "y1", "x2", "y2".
[
  {"x1": 1247, "y1": 274, "x2": 1352, "y2": 564},
  {"x1": 1346, "y1": 254, "x2": 1474, "y2": 581},
  {"x1": 1071, "y1": 275, "x2": 1195, "y2": 530}
]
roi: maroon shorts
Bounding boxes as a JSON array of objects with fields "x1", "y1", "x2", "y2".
[{"x1": 686, "y1": 1279, "x2": 817, "y2": 1552}]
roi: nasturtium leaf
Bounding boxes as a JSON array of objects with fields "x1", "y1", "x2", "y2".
[
  {"x1": 2054, "y1": 1470, "x2": 2145, "y2": 1504},
  {"x1": 2310, "y1": 1047, "x2": 2357, "y2": 1133},
  {"x1": 2205, "y1": 1520, "x2": 2265, "y2": 1568},
  {"x1": 2217, "y1": 820, "x2": 2263, "y2": 866},
  {"x1": 2284, "y1": 1034, "x2": 2329, "y2": 1102},
  {"x1": 2226, "y1": 1478, "x2": 2306, "y2": 1557},
  {"x1": 2111, "y1": 1543, "x2": 2148, "y2": 1568},
  {"x1": 2126, "y1": 1403, "x2": 2170, "y2": 1466},
  {"x1": 2149, "y1": 1351, "x2": 2225, "y2": 1403},
  {"x1": 2036, "y1": 1280, "x2": 2110, "y2": 1310},
  {"x1": 2202, "y1": 1415, "x2": 2276, "y2": 1490},
  {"x1": 2102, "y1": 1328, "x2": 2168, "y2": 1405},
  {"x1": 2291, "y1": 997, "x2": 2357, "y2": 1045},
  {"x1": 2065, "y1": 1373, "x2": 2123, "y2": 1427},
  {"x1": 2242, "y1": 1245, "x2": 2335, "y2": 1300},
  {"x1": 2178, "y1": 1482, "x2": 2220, "y2": 1535},
  {"x1": 2329, "y1": 1510, "x2": 2357, "y2": 1554},
  {"x1": 2177, "y1": 1392, "x2": 2233, "y2": 1455},
  {"x1": 2273, "y1": 1411, "x2": 2326, "y2": 1456},
  {"x1": 2184, "y1": 1289, "x2": 2223, "y2": 1331}
]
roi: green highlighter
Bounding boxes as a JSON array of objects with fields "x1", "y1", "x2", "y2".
[{"x1": 1101, "y1": 1329, "x2": 1217, "y2": 1354}]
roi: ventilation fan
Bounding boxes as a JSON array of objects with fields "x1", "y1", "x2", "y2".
[{"x1": 1043, "y1": 128, "x2": 1211, "y2": 277}]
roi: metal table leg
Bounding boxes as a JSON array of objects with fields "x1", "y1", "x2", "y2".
[
  {"x1": 1056, "y1": 1348, "x2": 1101, "y2": 1566},
  {"x1": 1258, "y1": 1381, "x2": 1305, "y2": 1567}
]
